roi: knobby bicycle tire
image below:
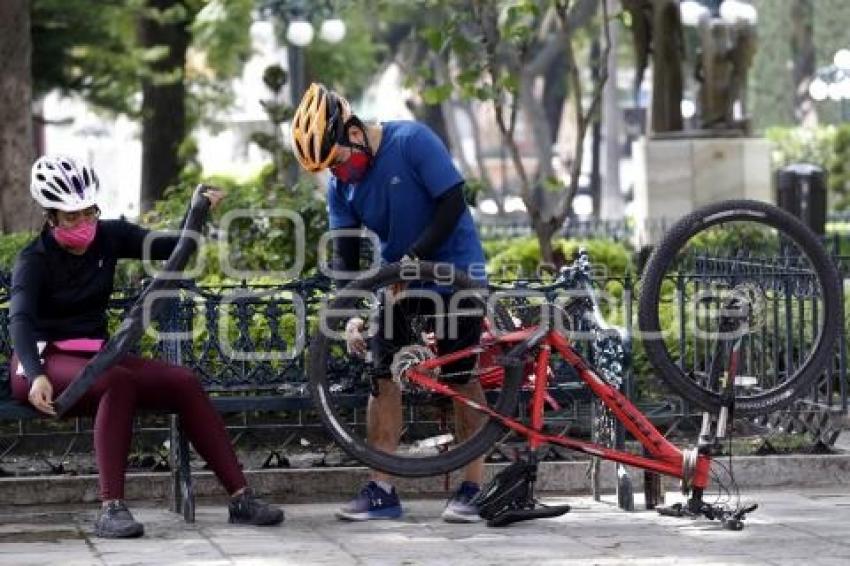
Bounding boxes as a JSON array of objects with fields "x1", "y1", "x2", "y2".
[
  {"x1": 308, "y1": 261, "x2": 524, "y2": 477},
  {"x1": 638, "y1": 199, "x2": 842, "y2": 416}
]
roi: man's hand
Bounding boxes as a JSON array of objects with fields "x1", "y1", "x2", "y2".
[
  {"x1": 28, "y1": 375, "x2": 56, "y2": 416},
  {"x1": 344, "y1": 317, "x2": 368, "y2": 357}
]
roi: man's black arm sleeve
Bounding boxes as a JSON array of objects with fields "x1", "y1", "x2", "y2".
[
  {"x1": 332, "y1": 226, "x2": 361, "y2": 288},
  {"x1": 409, "y1": 183, "x2": 467, "y2": 260}
]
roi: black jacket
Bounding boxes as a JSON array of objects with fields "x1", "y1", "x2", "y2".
[{"x1": 9, "y1": 220, "x2": 178, "y2": 383}]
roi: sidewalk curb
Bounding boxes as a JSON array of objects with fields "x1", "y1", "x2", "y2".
[{"x1": 1, "y1": 453, "x2": 848, "y2": 505}]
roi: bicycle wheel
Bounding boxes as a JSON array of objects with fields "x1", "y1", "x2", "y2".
[
  {"x1": 638, "y1": 200, "x2": 841, "y2": 416},
  {"x1": 308, "y1": 261, "x2": 523, "y2": 477}
]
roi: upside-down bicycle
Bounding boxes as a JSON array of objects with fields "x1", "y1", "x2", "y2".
[{"x1": 308, "y1": 200, "x2": 842, "y2": 529}]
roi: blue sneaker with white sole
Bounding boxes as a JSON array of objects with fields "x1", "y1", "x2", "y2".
[
  {"x1": 336, "y1": 481, "x2": 403, "y2": 521},
  {"x1": 441, "y1": 481, "x2": 483, "y2": 523}
]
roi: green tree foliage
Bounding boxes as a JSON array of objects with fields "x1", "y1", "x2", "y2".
[
  {"x1": 382, "y1": 0, "x2": 606, "y2": 265},
  {"x1": 0, "y1": 233, "x2": 38, "y2": 270},
  {"x1": 31, "y1": 0, "x2": 141, "y2": 113},
  {"x1": 748, "y1": 0, "x2": 850, "y2": 131},
  {"x1": 186, "y1": 0, "x2": 254, "y2": 124},
  {"x1": 31, "y1": 0, "x2": 255, "y2": 215},
  {"x1": 748, "y1": 0, "x2": 795, "y2": 131},
  {"x1": 191, "y1": 0, "x2": 253, "y2": 79},
  {"x1": 303, "y1": 4, "x2": 387, "y2": 101},
  {"x1": 139, "y1": 57, "x2": 332, "y2": 287},
  {"x1": 142, "y1": 166, "x2": 327, "y2": 286},
  {"x1": 811, "y1": 0, "x2": 850, "y2": 124},
  {"x1": 31, "y1": 0, "x2": 253, "y2": 115},
  {"x1": 248, "y1": 64, "x2": 298, "y2": 187},
  {"x1": 486, "y1": 236, "x2": 633, "y2": 280}
]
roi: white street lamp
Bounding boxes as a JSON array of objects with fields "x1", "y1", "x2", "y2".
[
  {"x1": 250, "y1": 20, "x2": 276, "y2": 53},
  {"x1": 504, "y1": 196, "x2": 527, "y2": 214},
  {"x1": 319, "y1": 18, "x2": 346, "y2": 44},
  {"x1": 739, "y1": 3, "x2": 757, "y2": 25},
  {"x1": 679, "y1": 0, "x2": 709, "y2": 27},
  {"x1": 572, "y1": 193, "x2": 593, "y2": 217},
  {"x1": 808, "y1": 49, "x2": 850, "y2": 120},
  {"x1": 286, "y1": 19, "x2": 314, "y2": 47},
  {"x1": 719, "y1": 0, "x2": 757, "y2": 25},
  {"x1": 809, "y1": 77, "x2": 829, "y2": 102},
  {"x1": 478, "y1": 199, "x2": 499, "y2": 215},
  {"x1": 835, "y1": 49, "x2": 850, "y2": 71}
]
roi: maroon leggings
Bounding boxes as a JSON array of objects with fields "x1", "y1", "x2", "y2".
[{"x1": 10, "y1": 348, "x2": 246, "y2": 500}]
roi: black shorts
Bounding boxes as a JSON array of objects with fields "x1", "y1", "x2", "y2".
[{"x1": 369, "y1": 294, "x2": 482, "y2": 386}]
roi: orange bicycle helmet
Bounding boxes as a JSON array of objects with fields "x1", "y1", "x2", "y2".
[{"x1": 291, "y1": 83, "x2": 351, "y2": 172}]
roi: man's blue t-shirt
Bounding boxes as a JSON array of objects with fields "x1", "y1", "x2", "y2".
[{"x1": 327, "y1": 121, "x2": 485, "y2": 275}]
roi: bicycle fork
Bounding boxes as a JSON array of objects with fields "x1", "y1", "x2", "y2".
[{"x1": 697, "y1": 322, "x2": 744, "y2": 456}]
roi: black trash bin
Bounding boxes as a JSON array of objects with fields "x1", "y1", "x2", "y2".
[{"x1": 775, "y1": 163, "x2": 827, "y2": 235}]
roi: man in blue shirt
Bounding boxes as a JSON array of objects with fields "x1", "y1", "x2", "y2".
[{"x1": 292, "y1": 83, "x2": 487, "y2": 522}]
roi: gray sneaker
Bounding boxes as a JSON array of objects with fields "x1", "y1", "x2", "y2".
[
  {"x1": 442, "y1": 481, "x2": 483, "y2": 523},
  {"x1": 94, "y1": 500, "x2": 145, "y2": 538},
  {"x1": 228, "y1": 488, "x2": 284, "y2": 526}
]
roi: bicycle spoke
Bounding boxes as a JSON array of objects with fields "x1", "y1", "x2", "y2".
[{"x1": 308, "y1": 263, "x2": 522, "y2": 476}]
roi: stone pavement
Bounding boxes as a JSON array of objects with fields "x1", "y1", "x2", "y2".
[{"x1": 1, "y1": 488, "x2": 849, "y2": 565}]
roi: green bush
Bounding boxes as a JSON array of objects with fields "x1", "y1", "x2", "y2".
[
  {"x1": 0, "y1": 232, "x2": 39, "y2": 270},
  {"x1": 142, "y1": 164, "x2": 328, "y2": 286},
  {"x1": 486, "y1": 236, "x2": 633, "y2": 280}
]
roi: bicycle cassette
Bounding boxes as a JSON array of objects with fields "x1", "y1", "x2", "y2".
[{"x1": 390, "y1": 345, "x2": 440, "y2": 384}]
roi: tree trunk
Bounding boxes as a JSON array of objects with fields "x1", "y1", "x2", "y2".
[
  {"x1": 431, "y1": 55, "x2": 477, "y2": 180},
  {"x1": 533, "y1": 219, "x2": 558, "y2": 266},
  {"x1": 137, "y1": 0, "x2": 192, "y2": 214},
  {"x1": 542, "y1": 49, "x2": 569, "y2": 145},
  {"x1": 0, "y1": 0, "x2": 39, "y2": 233},
  {"x1": 590, "y1": 38, "x2": 602, "y2": 218},
  {"x1": 790, "y1": 0, "x2": 816, "y2": 125},
  {"x1": 519, "y1": 63, "x2": 557, "y2": 219},
  {"x1": 458, "y1": 100, "x2": 500, "y2": 210},
  {"x1": 650, "y1": 0, "x2": 684, "y2": 133},
  {"x1": 601, "y1": 0, "x2": 625, "y2": 220}
]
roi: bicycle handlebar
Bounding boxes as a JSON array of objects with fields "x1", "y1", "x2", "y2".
[{"x1": 490, "y1": 248, "x2": 594, "y2": 294}]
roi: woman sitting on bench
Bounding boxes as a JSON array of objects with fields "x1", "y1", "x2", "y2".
[{"x1": 8, "y1": 155, "x2": 284, "y2": 538}]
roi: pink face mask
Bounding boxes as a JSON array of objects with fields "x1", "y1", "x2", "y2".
[{"x1": 53, "y1": 219, "x2": 97, "y2": 250}]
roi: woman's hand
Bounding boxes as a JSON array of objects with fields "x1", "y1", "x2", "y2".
[
  {"x1": 203, "y1": 188, "x2": 226, "y2": 210},
  {"x1": 28, "y1": 375, "x2": 56, "y2": 416}
]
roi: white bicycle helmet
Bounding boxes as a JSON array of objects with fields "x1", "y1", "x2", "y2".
[{"x1": 30, "y1": 155, "x2": 100, "y2": 211}]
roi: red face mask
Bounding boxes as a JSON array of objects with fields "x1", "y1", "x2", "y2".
[{"x1": 331, "y1": 150, "x2": 372, "y2": 185}]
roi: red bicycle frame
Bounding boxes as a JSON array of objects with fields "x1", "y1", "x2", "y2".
[{"x1": 406, "y1": 326, "x2": 712, "y2": 490}]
